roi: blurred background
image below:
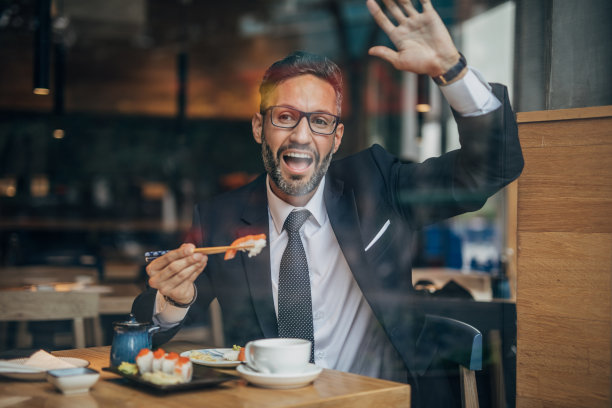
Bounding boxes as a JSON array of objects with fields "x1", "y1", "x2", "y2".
[
  {"x1": 0, "y1": 0, "x2": 521, "y2": 283},
  {"x1": 0, "y1": 0, "x2": 610, "y2": 405},
  {"x1": 1, "y1": 0, "x2": 610, "y2": 279}
]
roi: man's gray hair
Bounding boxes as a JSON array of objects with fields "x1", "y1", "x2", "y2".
[{"x1": 259, "y1": 51, "x2": 343, "y2": 116}]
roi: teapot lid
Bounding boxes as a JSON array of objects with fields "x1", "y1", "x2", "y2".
[{"x1": 113, "y1": 313, "x2": 152, "y2": 328}]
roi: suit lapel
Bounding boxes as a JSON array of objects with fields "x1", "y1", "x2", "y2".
[
  {"x1": 240, "y1": 175, "x2": 278, "y2": 339},
  {"x1": 324, "y1": 177, "x2": 385, "y2": 317}
]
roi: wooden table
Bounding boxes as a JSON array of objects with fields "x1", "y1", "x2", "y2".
[{"x1": 0, "y1": 344, "x2": 411, "y2": 407}]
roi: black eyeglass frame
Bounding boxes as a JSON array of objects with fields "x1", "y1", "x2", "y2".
[{"x1": 262, "y1": 105, "x2": 341, "y2": 135}]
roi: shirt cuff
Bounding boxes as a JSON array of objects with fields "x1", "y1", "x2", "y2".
[
  {"x1": 439, "y1": 67, "x2": 502, "y2": 117},
  {"x1": 153, "y1": 290, "x2": 189, "y2": 329}
]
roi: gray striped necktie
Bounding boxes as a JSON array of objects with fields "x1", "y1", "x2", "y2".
[{"x1": 277, "y1": 209, "x2": 315, "y2": 363}]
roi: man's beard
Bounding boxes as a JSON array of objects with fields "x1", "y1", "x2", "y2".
[{"x1": 261, "y1": 130, "x2": 335, "y2": 197}]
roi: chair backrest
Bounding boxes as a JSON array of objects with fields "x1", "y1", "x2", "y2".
[
  {"x1": 0, "y1": 291, "x2": 100, "y2": 348},
  {"x1": 415, "y1": 314, "x2": 483, "y2": 408},
  {"x1": 0, "y1": 291, "x2": 99, "y2": 321},
  {"x1": 0, "y1": 266, "x2": 99, "y2": 287}
]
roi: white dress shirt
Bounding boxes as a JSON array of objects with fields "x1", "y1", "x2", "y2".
[
  {"x1": 152, "y1": 67, "x2": 500, "y2": 379},
  {"x1": 266, "y1": 176, "x2": 408, "y2": 380}
]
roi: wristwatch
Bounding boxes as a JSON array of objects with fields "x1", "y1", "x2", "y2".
[
  {"x1": 432, "y1": 52, "x2": 467, "y2": 86},
  {"x1": 163, "y1": 283, "x2": 198, "y2": 308}
]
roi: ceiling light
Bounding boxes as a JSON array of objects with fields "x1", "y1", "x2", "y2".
[{"x1": 33, "y1": 0, "x2": 51, "y2": 95}]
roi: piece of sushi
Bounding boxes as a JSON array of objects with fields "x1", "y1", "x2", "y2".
[
  {"x1": 162, "y1": 352, "x2": 179, "y2": 374},
  {"x1": 174, "y1": 356, "x2": 193, "y2": 382},
  {"x1": 152, "y1": 348, "x2": 166, "y2": 372},
  {"x1": 224, "y1": 233, "x2": 267, "y2": 260},
  {"x1": 136, "y1": 348, "x2": 153, "y2": 374}
]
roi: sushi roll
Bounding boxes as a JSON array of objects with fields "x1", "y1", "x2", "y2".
[
  {"x1": 135, "y1": 348, "x2": 153, "y2": 374},
  {"x1": 162, "y1": 352, "x2": 179, "y2": 374},
  {"x1": 152, "y1": 348, "x2": 166, "y2": 372},
  {"x1": 174, "y1": 356, "x2": 193, "y2": 382}
]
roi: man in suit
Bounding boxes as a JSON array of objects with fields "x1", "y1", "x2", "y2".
[{"x1": 132, "y1": 0, "x2": 523, "y2": 405}]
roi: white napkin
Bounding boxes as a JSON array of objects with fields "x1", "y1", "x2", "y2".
[{"x1": 23, "y1": 350, "x2": 76, "y2": 370}]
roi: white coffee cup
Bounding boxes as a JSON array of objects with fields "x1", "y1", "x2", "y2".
[{"x1": 245, "y1": 338, "x2": 311, "y2": 374}]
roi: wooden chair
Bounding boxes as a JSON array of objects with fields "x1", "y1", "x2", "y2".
[
  {"x1": 0, "y1": 266, "x2": 99, "y2": 287},
  {"x1": 0, "y1": 291, "x2": 100, "y2": 349},
  {"x1": 414, "y1": 314, "x2": 483, "y2": 408}
]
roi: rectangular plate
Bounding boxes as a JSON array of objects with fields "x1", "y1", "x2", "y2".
[{"x1": 103, "y1": 365, "x2": 238, "y2": 393}]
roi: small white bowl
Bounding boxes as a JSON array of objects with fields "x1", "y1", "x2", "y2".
[{"x1": 47, "y1": 367, "x2": 100, "y2": 394}]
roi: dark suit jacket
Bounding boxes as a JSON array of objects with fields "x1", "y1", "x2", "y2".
[{"x1": 132, "y1": 83, "x2": 523, "y2": 402}]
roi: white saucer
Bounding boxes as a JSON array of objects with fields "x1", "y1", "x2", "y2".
[{"x1": 236, "y1": 363, "x2": 322, "y2": 389}]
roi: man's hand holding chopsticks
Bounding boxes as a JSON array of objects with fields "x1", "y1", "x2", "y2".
[{"x1": 146, "y1": 243, "x2": 207, "y2": 305}]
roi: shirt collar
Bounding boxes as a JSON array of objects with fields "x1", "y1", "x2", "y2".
[{"x1": 266, "y1": 174, "x2": 327, "y2": 235}]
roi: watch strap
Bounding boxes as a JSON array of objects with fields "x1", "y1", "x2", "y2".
[
  {"x1": 163, "y1": 283, "x2": 197, "y2": 308},
  {"x1": 432, "y1": 52, "x2": 467, "y2": 86}
]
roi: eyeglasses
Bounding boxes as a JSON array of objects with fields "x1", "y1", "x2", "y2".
[{"x1": 264, "y1": 106, "x2": 340, "y2": 135}]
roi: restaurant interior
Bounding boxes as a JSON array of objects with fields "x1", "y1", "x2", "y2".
[{"x1": 0, "y1": 0, "x2": 610, "y2": 407}]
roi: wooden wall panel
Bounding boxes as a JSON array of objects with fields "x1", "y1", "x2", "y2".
[
  {"x1": 518, "y1": 232, "x2": 611, "y2": 320},
  {"x1": 516, "y1": 106, "x2": 612, "y2": 408},
  {"x1": 517, "y1": 117, "x2": 612, "y2": 233},
  {"x1": 518, "y1": 117, "x2": 612, "y2": 148}
]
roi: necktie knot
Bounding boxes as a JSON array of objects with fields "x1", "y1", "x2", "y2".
[{"x1": 283, "y1": 210, "x2": 311, "y2": 234}]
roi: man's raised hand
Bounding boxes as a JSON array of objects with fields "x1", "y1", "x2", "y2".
[{"x1": 366, "y1": 0, "x2": 462, "y2": 77}]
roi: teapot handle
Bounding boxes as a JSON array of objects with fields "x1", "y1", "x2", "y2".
[{"x1": 148, "y1": 325, "x2": 160, "y2": 334}]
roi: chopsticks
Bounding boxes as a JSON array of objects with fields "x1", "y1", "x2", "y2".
[
  {"x1": 145, "y1": 242, "x2": 256, "y2": 263},
  {"x1": 193, "y1": 243, "x2": 254, "y2": 255}
]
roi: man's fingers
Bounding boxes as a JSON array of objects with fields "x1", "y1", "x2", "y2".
[
  {"x1": 146, "y1": 243, "x2": 196, "y2": 277},
  {"x1": 419, "y1": 0, "x2": 433, "y2": 12},
  {"x1": 381, "y1": 0, "x2": 408, "y2": 23},
  {"x1": 399, "y1": 0, "x2": 418, "y2": 16},
  {"x1": 170, "y1": 268, "x2": 202, "y2": 291},
  {"x1": 150, "y1": 254, "x2": 206, "y2": 286},
  {"x1": 156, "y1": 266, "x2": 202, "y2": 294},
  {"x1": 366, "y1": 0, "x2": 396, "y2": 33},
  {"x1": 146, "y1": 243, "x2": 206, "y2": 287},
  {"x1": 368, "y1": 46, "x2": 399, "y2": 66},
  {"x1": 155, "y1": 267, "x2": 205, "y2": 304}
]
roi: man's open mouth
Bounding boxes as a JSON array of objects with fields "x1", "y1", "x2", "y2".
[{"x1": 282, "y1": 151, "x2": 314, "y2": 172}]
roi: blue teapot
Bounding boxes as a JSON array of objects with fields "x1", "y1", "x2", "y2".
[{"x1": 110, "y1": 314, "x2": 159, "y2": 366}]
